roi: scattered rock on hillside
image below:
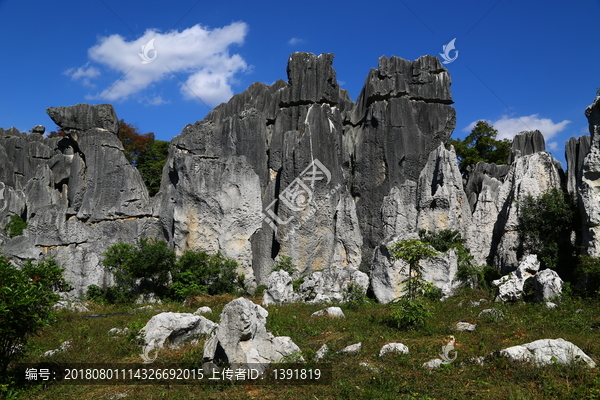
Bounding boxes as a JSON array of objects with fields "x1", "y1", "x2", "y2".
[
  {"x1": 496, "y1": 338, "x2": 596, "y2": 368},
  {"x1": 53, "y1": 300, "x2": 89, "y2": 313},
  {"x1": 202, "y1": 298, "x2": 303, "y2": 368},
  {"x1": 42, "y1": 340, "x2": 71, "y2": 357},
  {"x1": 422, "y1": 358, "x2": 444, "y2": 369},
  {"x1": 493, "y1": 254, "x2": 540, "y2": 301},
  {"x1": 379, "y1": 343, "x2": 409, "y2": 357},
  {"x1": 140, "y1": 312, "x2": 217, "y2": 353},
  {"x1": 314, "y1": 344, "x2": 329, "y2": 362},
  {"x1": 455, "y1": 322, "x2": 477, "y2": 332},
  {"x1": 311, "y1": 307, "x2": 345, "y2": 318},
  {"x1": 297, "y1": 266, "x2": 369, "y2": 303},
  {"x1": 478, "y1": 308, "x2": 505, "y2": 320},
  {"x1": 338, "y1": 342, "x2": 361, "y2": 354},
  {"x1": 193, "y1": 306, "x2": 212, "y2": 315}
]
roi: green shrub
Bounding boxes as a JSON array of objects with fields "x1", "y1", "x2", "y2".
[
  {"x1": 4, "y1": 215, "x2": 28, "y2": 238},
  {"x1": 84, "y1": 284, "x2": 105, "y2": 303},
  {"x1": 576, "y1": 256, "x2": 600, "y2": 297},
  {"x1": 170, "y1": 250, "x2": 240, "y2": 300},
  {"x1": 0, "y1": 255, "x2": 71, "y2": 375},
  {"x1": 343, "y1": 282, "x2": 369, "y2": 309},
  {"x1": 388, "y1": 297, "x2": 432, "y2": 330},
  {"x1": 516, "y1": 188, "x2": 577, "y2": 274},
  {"x1": 273, "y1": 255, "x2": 296, "y2": 276},
  {"x1": 254, "y1": 284, "x2": 268, "y2": 297},
  {"x1": 102, "y1": 238, "x2": 176, "y2": 303}
]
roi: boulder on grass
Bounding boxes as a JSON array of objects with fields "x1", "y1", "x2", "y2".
[
  {"x1": 140, "y1": 312, "x2": 217, "y2": 353},
  {"x1": 203, "y1": 297, "x2": 303, "y2": 368},
  {"x1": 497, "y1": 338, "x2": 595, "y2": 368}
]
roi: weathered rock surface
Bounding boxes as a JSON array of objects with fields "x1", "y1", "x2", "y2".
[
  {"x1": 338, "y1": 342, "x2": 361, "y2": 354},
  {"x1": 262, "y1": 270, "x2": 295, "y2": 306},
  {"x1": 140, "y1": 312, "x2": 217, "y2": 352},
  {"x1": 455, "y1": 322, "x2": 477, "y2": 332},
  {"x1": 497, "y1": 338, "x2": 595, "y2": 368},
  {"x1": 203, "y1": 298, "x2": 303, "y2": 366},
  {"x1": 314, "y1": 344, "x2": 329, "y2": 362},
  {"x1": 508, "y1": 130, "x2": 546, "y2": 164},
  {"x1": 533, "y1": 269, "x2": 563, "y2": 302},
  {"x1": 311, "y1": 306, "x2": 345, "y2": 318},
  {"x1": 379, "y1": 343, "x2": 409, "y2": 357},
  {"x1": 0, "y1": 104, "x2": 161, "y2": 296},
  {"x1": 478, "y1": 308, "x2": 504, "y2": 320},
  {"x1": 579, "y1": 97, "x2": 600, "y2": 257},
  {"x1": 493, "y1": 254, "x2": 540, "y2": 302},
  {"x1": 297, "y1": 266, "x2": 369, "y2": 303},
  {"x1": 566, "y1": 135, "x2": 590, "y2": 196}
]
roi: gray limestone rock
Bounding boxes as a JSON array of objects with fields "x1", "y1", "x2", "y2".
[
  {"x1": 508, "y1": 130, "x2": 546, "y2": 164},
  {"x1": 337, "y1": 342, "x2": 361, "y2": 354},
  {"x1": 296, "y1": 266, "x2": 369, "y2": 303},
  {"x1": 46, "y1": 103, "x2": 118, "y2": 134},
  {"x1": 202, "y1": 298, "x2": 303, "y2": 367},
  {"x1": 493, "y1": 254, "x2": 540, "y2": 302},
  {"x1": 140, "y1": 312, "x2": 217, "y2": 353},
  {"x1": 580, "y1": 97, "x2": 600, "y2": 257},
  {"x1": 533, "y1": 269, "x2": 563, "y2": 302},
  {"x1": 379, "y1": 343, "x2": 409, "y2": 357},
  {"x1": 566, "y1": 135, "x2": 590, "y2": 196},
  {"x1": 262, "y1": 270, "x2": 295, "y2": 306},
  {"x1": 311, "y1": 307, "x2": 345, "y2": 318},
  {"x1": 497, "y1": 338, "x2": 595, "y2": 368},
  {"x1": 455, "y1": 322, "x2": 477, "y2": 332},
  {"x1": 370, "y1": 243, "x2": 459, "y2": 304},
  {"x1": 314, "y1": 344, "x2": 329, "y2": 362}
]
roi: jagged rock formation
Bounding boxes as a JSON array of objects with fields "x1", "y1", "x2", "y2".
[
  {"x1": 508, "y1": 129, "x2": 545, "y2": 164},
  {"x1": 0, "y1": 104, "x2": 161, "y2": 295},
  {"x1": 579, "y1": 97, "x2": 600, "y2": 256},
  {"x1": 0, "y1": 53, "x2": 588, "y2": 301}
]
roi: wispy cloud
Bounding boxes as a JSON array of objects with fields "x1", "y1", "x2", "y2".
[
  {"x1": 67, "y1": 22, "x2": 249, "y2": 107},
  {"x1": 64, "y1": 63, "x2": 100, "y2": 87},
  {"x1": 288, "y1": 37, "x2": 304, "y2": 46},
  {"x1": 464, "y1": 114, "x2": 571, "y2": 142}
]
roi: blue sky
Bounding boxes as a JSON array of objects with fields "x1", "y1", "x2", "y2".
[{"x1": 1, "y1": 0, "x2": 598, "y2": 166}]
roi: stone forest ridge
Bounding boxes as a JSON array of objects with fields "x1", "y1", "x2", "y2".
[{"x1": 0, "y1": 52, "x2": 598, "y2": 302}]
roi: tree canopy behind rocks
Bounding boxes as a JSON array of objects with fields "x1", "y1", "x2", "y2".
[{"x1": 448, "y1": 121, "x2": 512, "y2": 172}]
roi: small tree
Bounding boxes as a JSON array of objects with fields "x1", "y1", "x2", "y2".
[
  {"x1": 516, "y1": 188, "x2": 577, "y2": 276},
  {"x1": 448, "y1": 121, "x2": 512, "y2": 172},
  {"x1": 171, "y1": 250, "x2": 240, "y2": 300},
  {"x1": 0, "y1": 256, "x2": 71, "y2": 375},
  {"x1": 4, "y1": 215, "x2": 28, "y2": 238},
  {"x1": 102, "y1": 238, "x2": 175, "y2": 302},
  {"x1": 389, "y1": 239, "x2": 440, "y2": 300}
]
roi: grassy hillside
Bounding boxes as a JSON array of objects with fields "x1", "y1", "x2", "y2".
[{"x1": 6, "y1": 290, "x2": 600, "y2": 400}]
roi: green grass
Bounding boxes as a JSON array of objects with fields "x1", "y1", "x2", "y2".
[{"x1": 5, "y1": 290, "x2": 600, "y2": 400}]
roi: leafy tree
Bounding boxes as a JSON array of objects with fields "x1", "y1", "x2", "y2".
[
  {"x1": 389, "y1": 239, "x2": 440, "y2": 300},
  {"x1": 596, "y1": 87, "x2": 600, "y2": 96},
  {"x1": 0, "y1": 256, "x2": 72, "y2": 376},
  {"x1": 272, "y1": 255, "x2": 297, "y2": 276},
  {"x1": 170, "y1": 250, "x2": 240, "y2": 300},
  {"x1": 116, "y1": 120, "x2": 168, "y2": 196},
  {"x1": 136, "y1": 139, "x2": 169, "y2": 196},
  {"x1": 516, "y1": 188, "x2": 577, "y2": 275},
  {"x1": 47, "y1": 127, "x2": 66, "y2": 138},
  {"x1": 448, "y1": 121, "x2": 512, "y2": 172},
  {"x1": 576, "y1": 256, "x2": 600, "y2": 297},
  {"x1": 102, "y1": 238, "x2": 176, "y2": 302},
  {"x1": 4, "y1": 215, "x2": 28, "y2": 238}
]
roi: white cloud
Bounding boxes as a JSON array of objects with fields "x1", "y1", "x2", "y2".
[
  {"x1": 288, "y1": 37, "x2": 304, "y2": 45},
  {"x1": 547, "y1": 142, "x2": 558, "y2": 151},
  {"x1": 64, "y1": 63, "x2": 100, "y2": 87},
  {"x1": 463, "y1": 114, "x2": 571, "y2": 142},
  {"x1": 74, "y1": 22, "x2": 248, "y2": 107}
]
